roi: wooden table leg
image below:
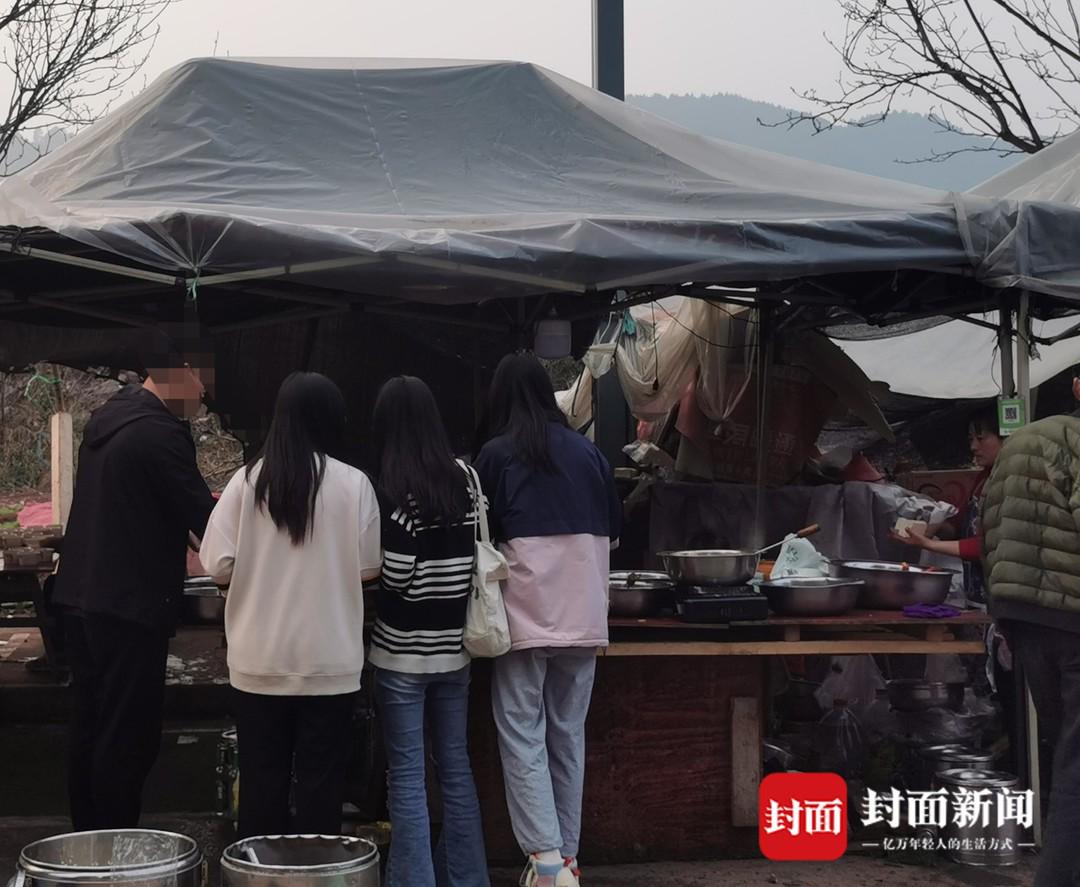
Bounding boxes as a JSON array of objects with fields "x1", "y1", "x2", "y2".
[{"x1": 731, "y1": 696, "x2": 761, "y2": 827}]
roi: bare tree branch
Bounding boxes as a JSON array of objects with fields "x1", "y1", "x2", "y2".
[
  {"x1": 772, "y1": 0, "x2": 1080, "y2": 159},
  {"x1": 1, "y1": 0, "x2": 177, "y2": 175}
]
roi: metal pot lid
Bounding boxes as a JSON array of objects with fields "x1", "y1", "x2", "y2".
[
  {"x1": 761, "y1": 577, "x2": 864, "y2": 589},
  {"x1": 935, "y1": 768, "x2": 1018, "y2": 788},
  {"x1": 937, "y1": 749, "x2": 996, "y2": 765},
  {"x1": 918, "y1": 743, "x2": 972, "y2": 759},
  {"x1": 609, "y1": 571, "x2": 673, "y2": 590}
]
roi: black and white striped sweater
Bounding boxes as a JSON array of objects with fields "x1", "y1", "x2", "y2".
[{"x1": 367, "y1": 464, "x2": 478, "y2": 674}]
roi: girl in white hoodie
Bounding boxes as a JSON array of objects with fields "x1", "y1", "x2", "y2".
[{"x1": 200, "y1": 372, "x2": 381, "y2": 838}]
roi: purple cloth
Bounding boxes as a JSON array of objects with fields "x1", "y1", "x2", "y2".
[{"x1": 903, "y1": 603, "x2": 961, "y2": 619}]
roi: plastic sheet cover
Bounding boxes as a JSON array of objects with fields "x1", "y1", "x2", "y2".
[
  {"x1": 0, "y1": 57, "x2": 989, "y2": 302},
  {"x1": 959, "y1": 126, "x2": 1080, "y2": 300},
  {"x1": 834, "y1": 311, "x2": 1080, "y2": 399}
]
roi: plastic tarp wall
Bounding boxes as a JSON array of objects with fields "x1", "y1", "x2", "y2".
[
  {"x1": 834, "y1": 312, "x2": 1080, "y2": 399},
  {"x1": 0, "y1": 57, "x2": 1000, "y2": 303}
]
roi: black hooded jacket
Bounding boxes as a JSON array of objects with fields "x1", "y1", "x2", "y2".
[{"x1": 53, "y1": 386, "x2": 215, "y2": 630}]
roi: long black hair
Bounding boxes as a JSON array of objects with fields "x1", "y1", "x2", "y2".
[
  {"x1": 485, "y1": 353, "x2": 568, "y2": 472},
  {"x1": 246, "y1": 371, "x2": 347, "y2": 545},
  {"x1": 371, "y1": 375, "x2": 467, "y2": 521}
]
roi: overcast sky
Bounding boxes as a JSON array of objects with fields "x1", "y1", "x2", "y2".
[{"x1": 141, "y1": 0, "x2": 846, "y2": 108}]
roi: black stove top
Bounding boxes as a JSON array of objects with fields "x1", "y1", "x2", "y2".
[{"x1": 674, "y1": 583, "x2": 769, "y2": 623}]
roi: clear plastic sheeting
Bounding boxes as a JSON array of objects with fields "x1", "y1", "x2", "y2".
[
  {"x1": 562, "y1": 296, "x2": 892, "y2": 445},
  {"x1": 959, "y1": 127, "x2": 1080, "y2": 300},
  {"x1": 0, "y1": 57, "x2": 997, "y2": 302}
]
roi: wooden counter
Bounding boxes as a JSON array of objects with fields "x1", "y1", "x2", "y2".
[
  {"x1": 470, "y1": 609, "x2": 991, "y2": 863},
  {"x1": 606, "y1": 609, "x2": 990, "y2": 656}
]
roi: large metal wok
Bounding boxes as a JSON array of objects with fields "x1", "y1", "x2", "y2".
[{"x1": 659, "y1": 525, "x2": 819, "y2": 586}]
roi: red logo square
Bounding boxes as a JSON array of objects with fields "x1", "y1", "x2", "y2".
[{"x1": 759, "y1": 773, "x2": 848, "y2": 861}]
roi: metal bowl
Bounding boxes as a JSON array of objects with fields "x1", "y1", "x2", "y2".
[
  {"x1": 887, "y1": 679, "x2": 962, "y2": 712},
  {"x1": 608, "y1": 571, "x2": 675, "y2": 617},
  {"x1": 183, "y1": 580, "x2": 225, "y2": 624},
  {"x1": 657, "y1": 550, "x2": 758, "y2": 586},
  {"x1": 829, "y1": 560, "x2": 954, "y2": 609},
  {"x1": 759, "y1": 576, "x2": 864, "y2": 616}
]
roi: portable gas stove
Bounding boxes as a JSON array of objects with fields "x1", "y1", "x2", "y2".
[{"x1": 675, "y1": 584, "x2": 770, "y2": 623}]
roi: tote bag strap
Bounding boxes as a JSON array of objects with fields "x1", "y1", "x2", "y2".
[{"x1": 461, "y1": 462, "x2": 492, "y2": 546}]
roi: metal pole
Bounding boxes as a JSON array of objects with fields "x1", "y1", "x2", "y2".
[
  {"x1": 592, "y1": 0, "x2": 625, "y2": 99},
  {"x1": 753, "y1": 307, "x2": 774, "y2": 548},
  {"x1": 590, "y1": 1, "x2": 629, "y2": 468},
  {"x1": 998, "y1": 300, "x2": 1015, "y2": 398},
  {"x1": 1017, "y1": 291, "x2": 1031, "y2": 417}
]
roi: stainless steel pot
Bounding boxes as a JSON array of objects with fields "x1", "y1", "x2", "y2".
[
  {"x1": 221, "y1": 836, "x2": 379, "y2": 887},
  {"x1": 183, "y1": 580, "x2": 225, "y2": 624},
  {"x1": 935, "y1": 769, "x2": 1021, "y2": 866},
  {"x1": 829, "y1": 560, "x2": 954, "y2": 609},
  {"x1": 13, "y1": 830, "x2": 203, "y2": 887},
  {"x1": 608, "y1": 571, "x2": 674, "y2": 617},
  {"x1": 887, "y1": 679, "x2": 963, "y2": 712},
  {"x1": 915, "y1": 744, "x2": 995, "y2": 790},
  {"x1": 759, "y1": 577, "x2": 863, "y2": 616},
  {"x1": 657, "y1": 550, "x2": 758, "y2": 586}
]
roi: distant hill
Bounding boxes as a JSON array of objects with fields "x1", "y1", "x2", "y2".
[{"x1": 627, "y1": 93, "x2": 1020, "y2": 191}]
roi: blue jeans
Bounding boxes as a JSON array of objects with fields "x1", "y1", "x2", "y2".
[{"x1": 374, "y1": 665, "x2": 489, "y2": 887}]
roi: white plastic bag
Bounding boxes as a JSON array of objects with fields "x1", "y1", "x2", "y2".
[
  {"x1": 815, "y1": 655, "x2": 886, "y2": 719},
  {"x1": 770, "y1": 535, "x2": 830, "y2": 578},
  {"x1": 462, "y1": 465, "x2": 512, "y2": 658}
]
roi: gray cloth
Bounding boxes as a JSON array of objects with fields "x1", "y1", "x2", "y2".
[
  {"x1": 1004, "y1": 621, "x2": 1080, "y2": 887},
  {"x1": 491, "y1": 648, "x2": 597, "y2": 859}
]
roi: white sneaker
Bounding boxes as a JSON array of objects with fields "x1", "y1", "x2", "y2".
[
  {"x1": 556, "y1": 859, "x2": 580, "y2": 887},
  {"x1": 519, "y1": 856, "x2": 562, "y2": 887},
  {"x1": 519, "y1": 854, "x2": 580, "y2": 887}
]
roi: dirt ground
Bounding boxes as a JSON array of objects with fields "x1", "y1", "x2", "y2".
[{"x1": 0, "y1": 815, "x2": 1039, "y2": 887}]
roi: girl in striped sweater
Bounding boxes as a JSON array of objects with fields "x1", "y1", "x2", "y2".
[{"x1": 368, "y1": 376, "x2": 489, "y2": 887}]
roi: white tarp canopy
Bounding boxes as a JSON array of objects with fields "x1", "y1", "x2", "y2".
[
  {"x1": 834, "y1": 312, "x2": 1080, "y2": 399},
  {"x1": 837, "y1": 132, "x2": 1080, "y2": 399},
  {"x1": 0, "y1": 56, "x2": 1017, "y2": 304}
]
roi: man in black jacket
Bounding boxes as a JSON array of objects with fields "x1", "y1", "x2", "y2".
[{"x1": 54, "y1": 332, "x2": 216, "y2": 830}]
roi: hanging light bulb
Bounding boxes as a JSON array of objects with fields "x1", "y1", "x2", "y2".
[{"x1": 534, "y1": 308, "x2": 572, "y2": 359}]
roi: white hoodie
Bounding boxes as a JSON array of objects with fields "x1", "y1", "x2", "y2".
[{"x1": 200, "y1": 458, "x2": 381, "y2": 695}]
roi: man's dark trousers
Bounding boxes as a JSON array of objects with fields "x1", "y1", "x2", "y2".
[{"x1": 65, "y1": 611, "x2": 170, "y2": 830}]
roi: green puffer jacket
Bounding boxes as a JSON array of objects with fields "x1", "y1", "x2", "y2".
[{"x1": 981, "y1": 415, "x2": 1080, "y2": 632}]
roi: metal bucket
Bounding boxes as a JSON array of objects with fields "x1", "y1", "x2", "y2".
[
  {"x1": 221, "y1": 836, "x2": 379, "y2": 887},
  {"x1": 13, "y1": 830, "x2": 203, "y2": 887},
  {"x1": 217, "y1": 728, "x2": 240, "y2": 823},
  {"x1": 935, "y1": 769, "x2": 1022, "y2": 866}
]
